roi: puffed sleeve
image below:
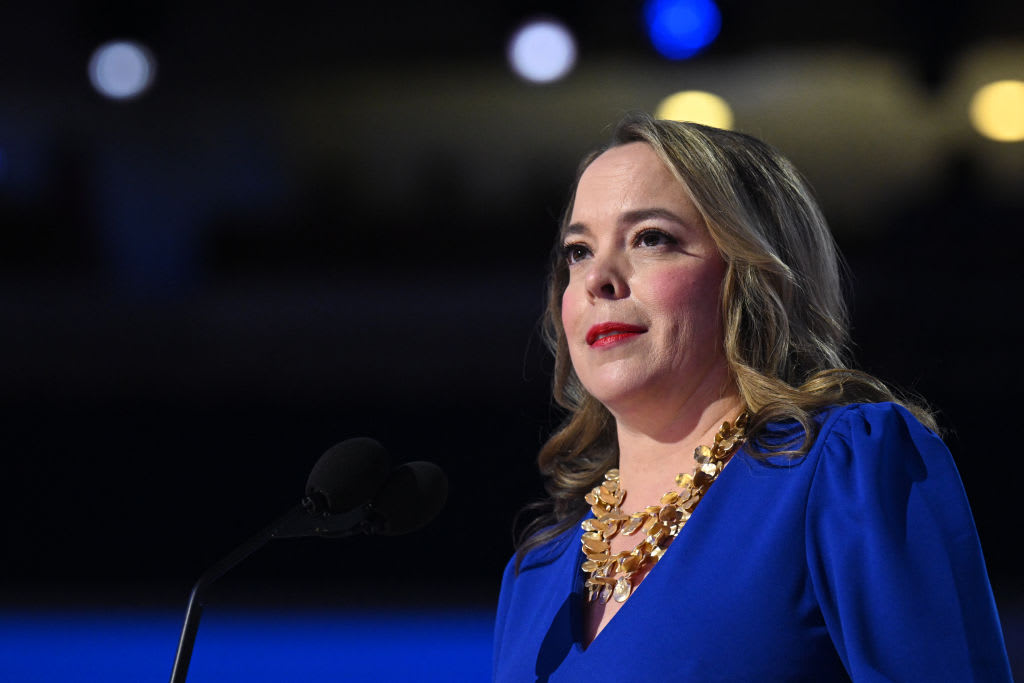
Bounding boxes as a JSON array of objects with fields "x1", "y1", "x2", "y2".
[{"x1": 806, "y1": 403, "x2": 1012, "y2": 681}]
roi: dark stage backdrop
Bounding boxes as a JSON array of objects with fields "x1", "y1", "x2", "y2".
[{"x1": 1, "y1": 2, "x2": 1022, "y2": 678}]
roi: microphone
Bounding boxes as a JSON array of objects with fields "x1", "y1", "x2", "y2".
[
  {"x1": 309, "y1": 460, "x2": 449, "y2": 539},
  {"x1": 169, "y1": 438, "x2": 446, "y2": 683},
  {"x1": 303, "y1": 437, "x2": 391, "y2": 514},
  {"x1": 254, "y1": 437, "x2": 393, "y2": 540},
  {"x1": 371, "y1": 461, "x2": 448, "y2": 535}
]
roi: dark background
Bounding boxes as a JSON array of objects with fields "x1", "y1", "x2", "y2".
[{"x1": 1, "y1": 0, "x2": 1022, "y2": 630}]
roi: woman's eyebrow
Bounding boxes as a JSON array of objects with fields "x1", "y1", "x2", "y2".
[
  {"x1": 619, "y1": 207, "x2": 688, "y2": 227},
  {"x1": 562, "y1": 222, "x2": 590, "y2": 240},
  {"x1": 562, "y1": 208, "x2": 689, "y2": 241}
]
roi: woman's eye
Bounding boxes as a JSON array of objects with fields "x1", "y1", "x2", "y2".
[
  {"x1": 635, "y1": 229, "x2": 676, "y2": 248},
  {"x1": 563, "y1": 243, "x2": 591, "y2": 264}
]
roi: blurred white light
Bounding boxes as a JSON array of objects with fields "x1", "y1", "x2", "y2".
[
  {"x1": 508, "y1": 20, "x2": 577, "y2": 84},
  {"x1": 88, "y1": 40, "x2": 156, "y2": 100}
]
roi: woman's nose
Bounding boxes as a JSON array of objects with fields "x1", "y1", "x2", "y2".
[{"x1": 584, "y1": 253, "x2": 629, "y2": 300}]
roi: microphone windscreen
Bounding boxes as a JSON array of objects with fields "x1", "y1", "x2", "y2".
[
  {"x1": 305, "y1": 438, "x2": 391, "y2": 514},
  {"x1": 372, "y1": 461, "x2": 448, "y2": 536}
]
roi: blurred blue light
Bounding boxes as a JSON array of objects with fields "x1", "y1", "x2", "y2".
[
  {"x1": 644, "y1": 0, "x2": 721, "y2": 60},
  {"x1": 0, "y1": 607, "x2": 494, "y2": 681}
]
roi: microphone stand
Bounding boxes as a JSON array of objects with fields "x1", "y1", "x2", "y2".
[{"x1": 168, "y1": 501, "x2": 374, "y2": 683}]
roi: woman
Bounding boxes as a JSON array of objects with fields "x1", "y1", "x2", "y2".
[{"x1": 492, "y1": 113, "x2": 1012, "y2": 681}]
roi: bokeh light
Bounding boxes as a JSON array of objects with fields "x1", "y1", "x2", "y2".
[
  {"x1": 644, "y1": 0, "x2": 721, "y2": 60},
  {"x1": 969, "y1": 80, "x2": 1024, "y2": 142},
  {"x1": 655, "y1": 90, "x2": 733, "y2": 129},
  {"x1": 88, "y1": 40, "x2": 156, "y2": 100},
  {"x1": 507, "y1": 19, "x2": 577, "y2": 84}
]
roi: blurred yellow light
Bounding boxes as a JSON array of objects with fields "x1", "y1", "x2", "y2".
[
  {"x1": 655, "y1": 90, "x2": 733, "y2": 129},
  {"x1": 969, "y1": 80, "x2": 1024, "y2": 142}
]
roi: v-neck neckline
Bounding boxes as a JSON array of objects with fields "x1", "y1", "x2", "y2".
[{"x1": 567, "y1": 450, "x2": 746, "y2": 654}]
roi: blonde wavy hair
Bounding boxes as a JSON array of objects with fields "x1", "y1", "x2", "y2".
[{"x1": 516, "y1": 112, "x2": 935, "y2": 564}]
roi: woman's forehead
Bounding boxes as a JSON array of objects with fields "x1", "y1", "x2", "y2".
[{"x1": 568, "y1": 143, "x2": 696, "y2": 227}]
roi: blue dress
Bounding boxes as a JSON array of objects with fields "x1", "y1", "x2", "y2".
[{"x1": 493, "y1": 403, "x2": 1012, "y2": 682}]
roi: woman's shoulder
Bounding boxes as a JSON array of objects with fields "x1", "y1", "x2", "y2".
[
  {"x1": 746, "y1": 401, "x2": 951, "y2": 488},
  {"x1": 748, "y1": 401, "x2": 936, "y2": 466},
  {"x1": 805, "y1": 401, "x2": 969, "y2": 533},
  {"x1": 810, "y1": 401, "x2": 943, "y2": 465},
  {"x1": 816, "y1": 400, "x2": 934, "y2": 434},
  {"x1": 508, "y1": 520, "x2": 581, "y2": 575}
]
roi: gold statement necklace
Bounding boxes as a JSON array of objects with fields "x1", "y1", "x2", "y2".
[{"x1": 580, "y1": 412, "x2": 749, "y2": 604}]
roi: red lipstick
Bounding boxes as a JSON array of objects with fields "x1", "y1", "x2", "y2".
[{"x1": 586, "y1": 322, "x2": 647, "y2": 347}]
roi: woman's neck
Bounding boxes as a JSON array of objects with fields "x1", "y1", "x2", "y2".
[{"x1": 612, "y1": 391, "x2": 744, "y2": 514}]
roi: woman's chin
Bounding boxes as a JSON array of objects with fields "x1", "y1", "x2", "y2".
[{"x1": 583, "y1": 380, "x2": 664, "y2": 417}]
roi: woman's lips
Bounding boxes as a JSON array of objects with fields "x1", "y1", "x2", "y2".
[{"x1": 586, "y1": 322, "x2": 648, "y2": 347}]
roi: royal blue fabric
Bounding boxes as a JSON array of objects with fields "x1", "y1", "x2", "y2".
[{"x1": 493, "y1": 403, "x2": 1012, "y2": 682}]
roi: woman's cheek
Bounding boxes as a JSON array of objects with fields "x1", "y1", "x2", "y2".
[
  {"x1": 561, "y1": 287, "x2": 582, "y2": 334},
  {"x1": 648, "y1": 260, "x2": 725, "y2": 316},
  {"x1": 647, "y1": 272, "x2": 698, "y2": 312}
]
